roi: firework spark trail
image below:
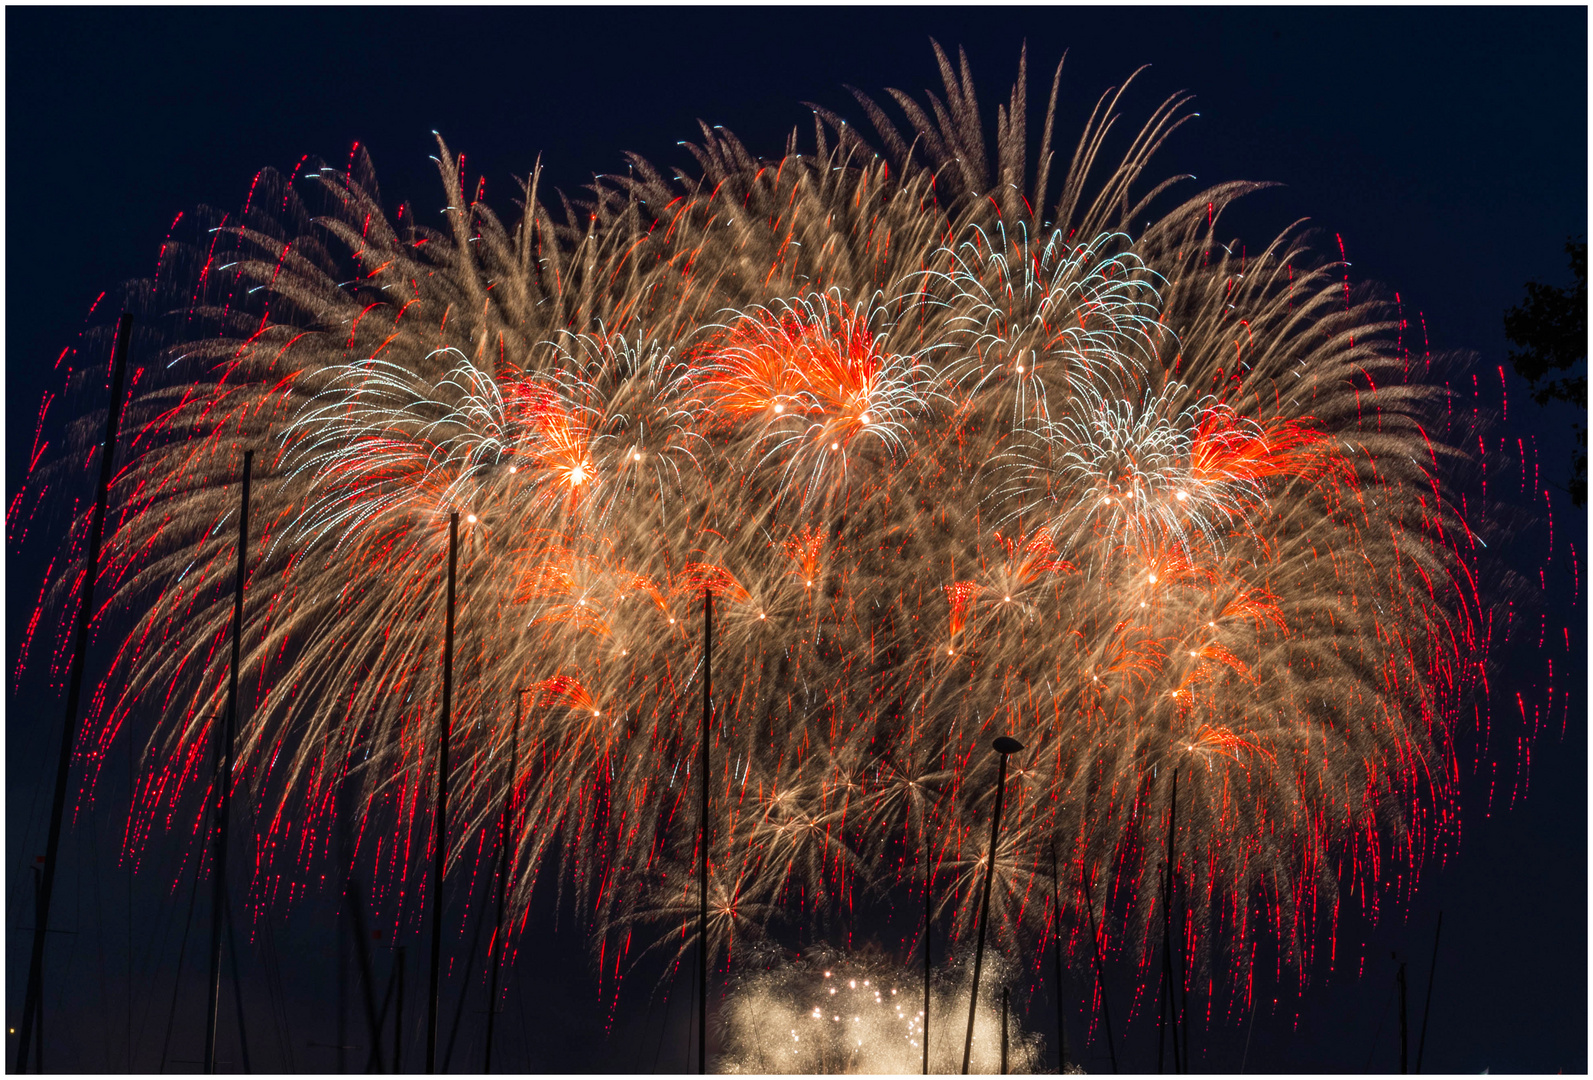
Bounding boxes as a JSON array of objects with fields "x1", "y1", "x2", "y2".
[{"x1": 17, "y1": 43, "x2": 1550, "y2": 1031}]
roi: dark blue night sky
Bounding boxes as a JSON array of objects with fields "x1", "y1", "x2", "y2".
[{"x1": 6, "y1": 7, "x2": 1585, "y2": 1073}]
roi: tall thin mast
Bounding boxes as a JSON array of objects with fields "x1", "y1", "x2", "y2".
[
  {"x1": 923, "y1": 833, "x2": 931, "y2": 1076},
  {"x1": 1398, "y1": 959, "x2": 1409, "y2": 1074},
  {"x1": 999, "y1": 987, "x2": 1009, "y2": 1074},
  {"x1": 205, "y1": 450, "x2": 252, "y2": 1072},
  {"x1": 1158, "y1": 769, "x2": 1181, "y2": 1074},
  {"x1": 961, "y1": 736, "x2": 1023, "y2": 1075},
  {"x1": 1050, "y1": 842, "x2": 1066, "y2": 1073},
  {"x1": 484, "y1": 690, "x2": 525, "y2": 1072},
  {"x1": 699, "y1": 588, "x2": 712, "y2": 1075},
  {"x1": 1080, "y1": 866, "x2": 1118, "y2": 1074},
  {"x1": 1415, "y1": 912, "x2": 1443, "y2": 1074},
  {"x1": 16, "y1": 313, "x2": 134, "y2": 1073},
  {"x1": 394, "y1": 947, "x2": 406, "y2": 1073},
  {"x1": 426, "y1": 512, "x2": 458, "y2": 1073}
]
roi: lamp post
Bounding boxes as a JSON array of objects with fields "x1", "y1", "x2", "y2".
[{"x1": 961, "y1": 735, "x2": 1024, "y2": 1075}]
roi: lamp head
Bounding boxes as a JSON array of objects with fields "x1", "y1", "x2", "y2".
[{"x1": 992, "y1": 736, "x2": 1024, "y2": 756}]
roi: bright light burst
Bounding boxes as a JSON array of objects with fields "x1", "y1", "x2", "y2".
[
  {"x1": 17, "y1": 45, "x2": 1549, "y2": 1026},
  {"x1": 718, "y1": 948, "x2": 1038, "y2": 1074}
]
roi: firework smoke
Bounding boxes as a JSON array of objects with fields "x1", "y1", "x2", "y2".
[
  {"x1": 16, "y1": 43, "x2": 1544, "y2": 1024},
  {"x1": 719, "y1": 947, "x2": 1039, "y2": 1075}
]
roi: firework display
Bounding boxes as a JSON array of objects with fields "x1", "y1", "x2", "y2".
[
  {"x1": 17, "y1": 45, "x2": 1535, "y2": 1039},
  {"x1": 718, "y1": 949, "x2": 1038, "y2": 1074}
]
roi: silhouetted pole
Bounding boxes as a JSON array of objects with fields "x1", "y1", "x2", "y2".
[
  {"x1": 224, "y1": 894, "x2": 253, "y2": 1074},
  {"x1": 961, "y1": 736, "x2": 1024, "y2": 1075},
  {"x1": 335, "y1": 771, "x2": 356, "y2": 1075},
  {"x1": 1415, "y1": 912, "x2": 1442, "y2": 1074},
  {"x1": 1398, "y1": 959, "x2": 1409, "y2": 1073},
  {"x1": 1170, "y1": 775, "x2": 1189, "y2": 1074},
  {"x1": 1158, "y1": 960, "x2": 1172, "y2": 1072},
  {"x1": 16, "y1": 312, "x2": 133, "y2": 1074},
  {"x1": 394, "y1": 946, "x2": 407, "y2": 1073},
  {"x1": 924, "y1": 842, "x2": 932, "y2": 1076},
  {"x1": 1050, "y1": 843, "x2": 1066, "y2": 1073},
  {"x1": 999, "y1": 988, "x2": 1009, "y2": 1074},
  {"x1": 1157, "y1": 769, "x2": 1181, "y2": 1074},
  {"x1": 426, "y1": 512, "x2": 458, "y2": 1073},
  {"x1": 28, "y1": 867, "x2": 44, "y2": 1071},
  {"x1": 1080, "y1": 866, "x2": 1118, "y2": 1074},
  {"x1": 485, "y1": 689, "x2": 526, "y2": 1073},
  {"x1": 347, "y1": 877, "x2": 387, "y2": 1074},
  {"x1": 699, "y1": 588, "x2": 712, "y2": 1075},
  {"x1": 205, "y1": 449, "x2": 252, "y2": 1073}
]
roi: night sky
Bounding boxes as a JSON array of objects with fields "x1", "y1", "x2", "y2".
[{"x1": 6, "y1": 7, "x2": 1586, "y2": 1074}]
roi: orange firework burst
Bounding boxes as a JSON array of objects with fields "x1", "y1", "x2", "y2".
[{"x1": 15, "y1": 44, "x2": 1553, "y2": 1029}]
